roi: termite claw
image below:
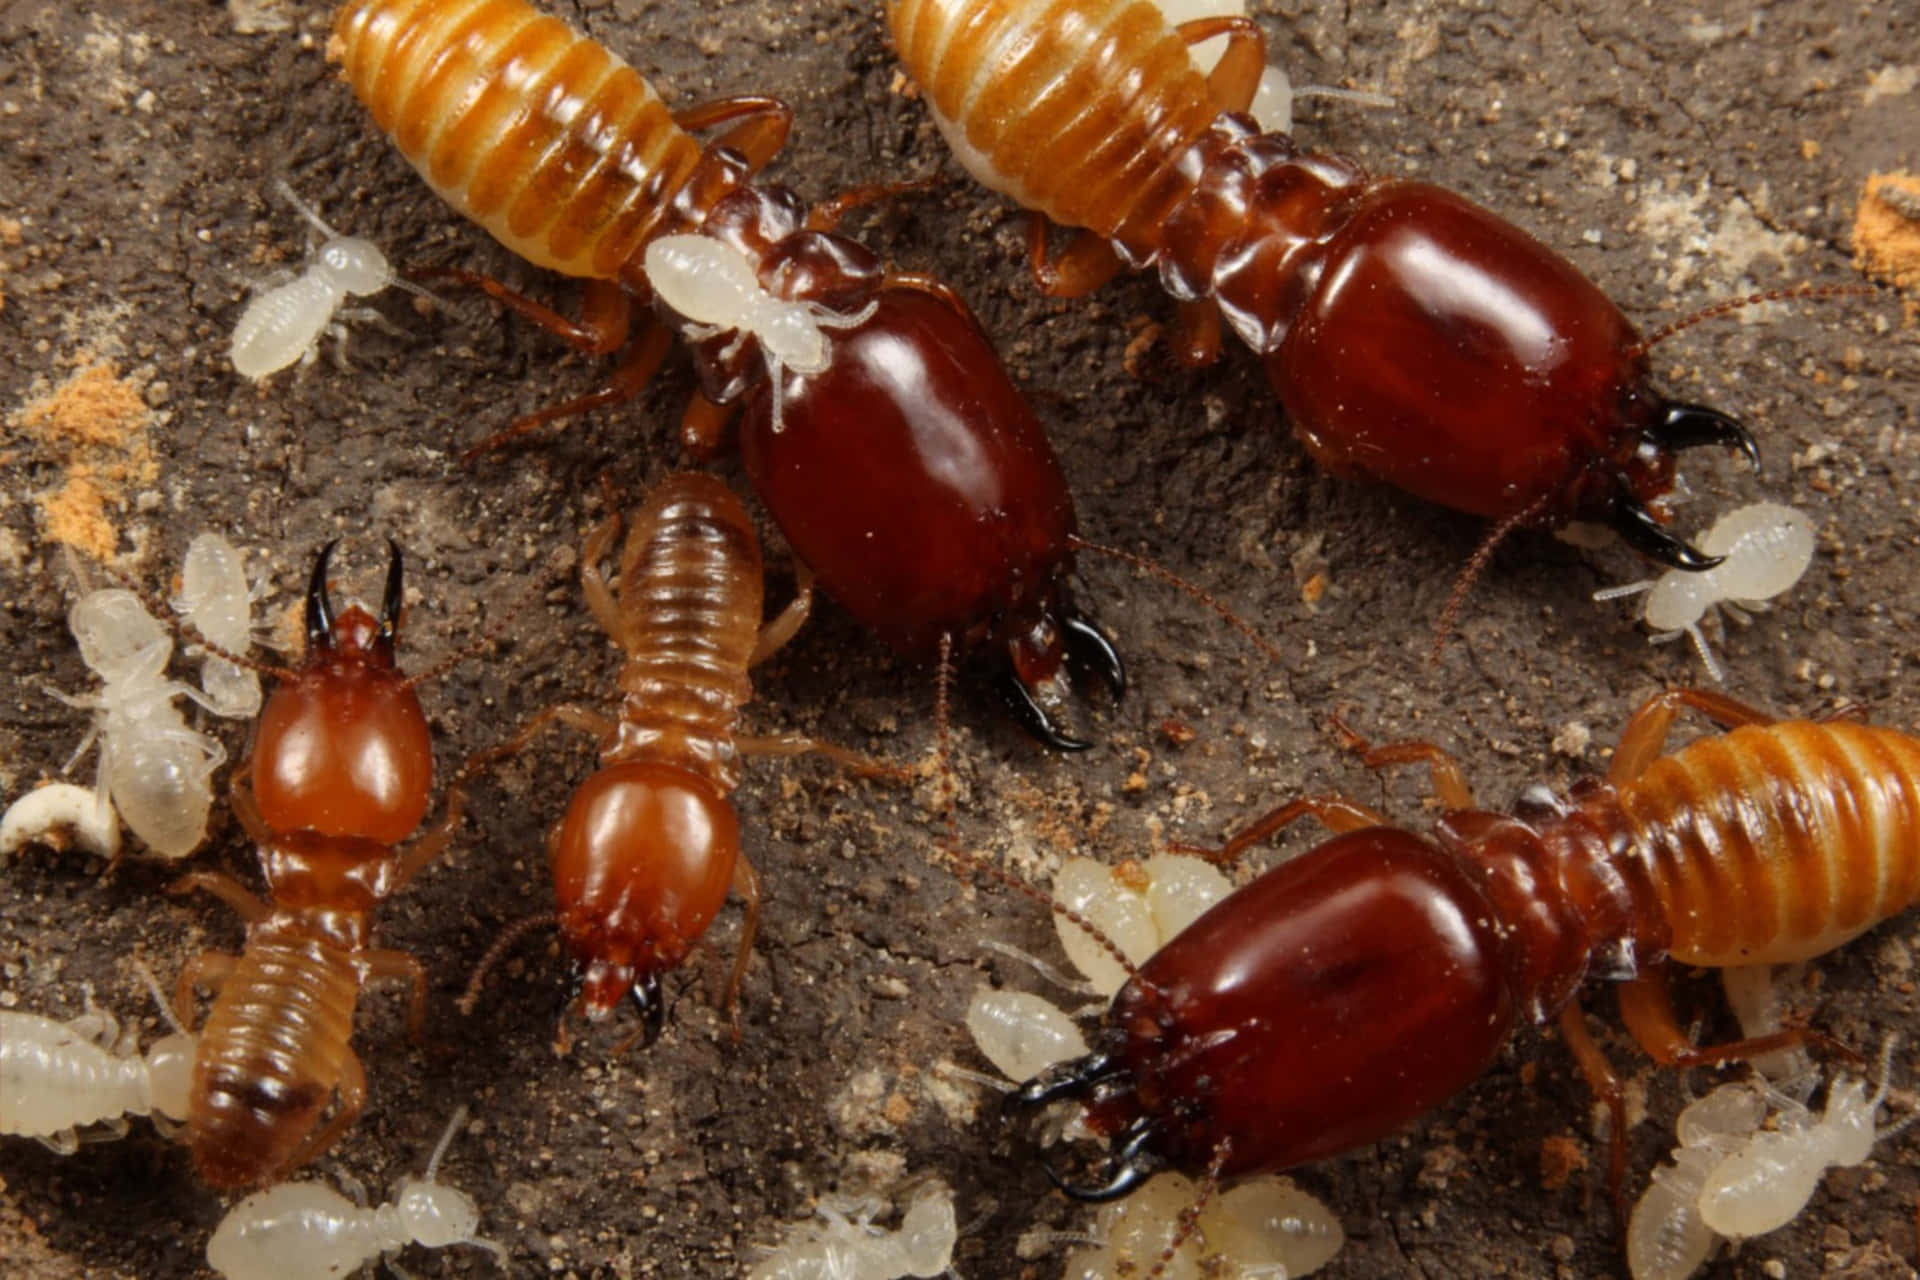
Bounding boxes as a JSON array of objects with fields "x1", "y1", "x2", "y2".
[
  {"x1": 306, "y1": 540, "x2": 340, "y2": 648},
  {"x1": 1063, "y1": 611, "x2": 1125, "y2": 701},
  {"x1": 1006, "y1": 1051, "x2": 1117, "y2": 1113},
  {"x1": 628, "y1": 971, "x2": 666, "y2": 1049},
  {"x1": 1044, "y1": 1123, "x2": 1158, "y2": 1203},
  {"x1": 1655, "y1": 402, "x2": 1762, "y2": 476},
  {"x1": 997, "y1": 668, "x2": 1093, "y2": 752},
  {"x1": 1610, "y1": 497, "x2": 1725, "y2": 572}
]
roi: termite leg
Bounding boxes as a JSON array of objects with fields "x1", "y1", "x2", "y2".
[
  {"x1": 749, "y1": 562, "x2": 813, "y2": 667},
  {"x1": 1026, "y1": 216, "x2": 1127, "y2": 299},
  {"x1": 227, "y1": 767, "x2": 273, "y2": 846},
  {"x1": 1556, "y1": 1001, "x2": 1632, "y2": 1227},
  {"x1": 580, "y1": 511, "x2": 637, "y2": 651},
  {"x1": 671, "y1": 95, "x2": 792, "y2": 172},
  {"x1": 405, "y1": 268, "x2": 631, "y2": 356},
  {"x1": 1169, "y1": 794, "x2": 1392, "y2": 867},
  {"x1": 283, "y1": 1048, "x2": 367, "y2": 1173},
  {"x1": 1328, "y1": 713, "x2": 1477, "y2": 809},
  {"x1": 1609, "y1": 687, "x2": 1780, "y2": 782},
  {"x1": 735, "y1": 731, "x2": 911, "y2": 783},
  {"x1": 1172, "y1": 16, "x2": 1265, "y2": 112},
  {"x1": 169, "y1": 870, "x2": 272, "y2": 924},
  {"x1": 172, "y1": 951, "x2": 237, "y2": 1030},
  {"x1": 719, "y1": 851, "x2": 762, "y2": 1039},
  {"x1": 360, "y1": 947, "x2": 431, "y2": 1043},
  {"x1": 1167, "y1": 298, "x2": 1222, "y2": 368},
  {"x1": 678, "y1": 389, "x2": 735, "y2": 459},
  {"x1": 806, "y1": 176, "x2": 945, "y2": 232},
  {"x1": 1616, "y1": 966, "x2": 1860, "y2": 1070},
  {"x1": 457, "y1": 317, "x2": 675, "y2": 463}
]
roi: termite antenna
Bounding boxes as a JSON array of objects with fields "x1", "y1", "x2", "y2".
[
  {"x1": 400, "y1": 563, "x2": 547, "y2": 692},
  {"x1": 457, "y1": 912, "x2": 561, "y2": 1016},
  {"x1": 129, "y1": 956, "x2": 187, "y2": 1036},
  {"x1": 94, "y1": 551, "x2": 300, "y2": 683},
  {"x1": 422, "y1": 1104, "x2": 469, "y2": 1182},
  {"x1": 1067, "y1": 535, "x2": 1286, "y2": 667},
  {"x1": 1429, "y1": 490, "x2": 1550, "y2": 664},
  {"x1": 928, "y1": 634, "x2": 1141, "y2": 984},
  {"x1": 1143, "y1": 1141, "x2": 1231, "y2": 1280},
  {"x1": 1626, "y1": 282, "x2": 1883, "y2": 358}
]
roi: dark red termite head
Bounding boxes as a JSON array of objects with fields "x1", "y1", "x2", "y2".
[
  {"x1": 1012, "y1": 827, "x2": 1524, "y2": 1196},
  {"x1": 548, "y1": 761, "x2": 741, "y2": 1031},
  {"x1": 1256, "y1": 176, "x2": 1756, "y2": 570},
  {"x1": 252, "y1": 540, "x2": 434, "y2": 845},
  {"x1": 739, "y1": 282, "x2": 1123, "y2": 748}
]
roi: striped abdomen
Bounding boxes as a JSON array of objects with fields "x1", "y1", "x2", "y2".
[
  {"x1": 888, "y1": 0, "x2": 1218, "y2": 263},
  {"x1": 189, "y1": 929, "x2": 360, "y2": 1188},
  {"x1": 1614, "y1": 722, "x2": 1920, "y2": 967},
  {"x1": 609, "y1": 473, "x2": 763, "y2": 791},
  {"x1": 332, "y1": 0, "x2": 700, "y2": 281}
]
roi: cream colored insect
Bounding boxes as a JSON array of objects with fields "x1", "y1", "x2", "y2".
[
  {"x1": 1593, "y1": 501, "x2": 1815, "y2": 682},
  {"x1": 642, "y1": 235, "x2": 877, "y2": 433},
  {"x1": 1063, "y1": 1171, "x2": 1345, "y2": 1280},
  {"x1": 206, "y1": 1105, "x2": 506, "y2": 1280},
  {"x1": 53, "y1": 586, "x2": 228, "y2": 858},
  {"x1": 171, "y1": 531, "x2": 263, "y2": 719},
  {"x1": 0, "y1": 983, "x2": 196, "y2": 1154},
  {"x1": 230, "y1": 181, "x2": 424, "y2": 380},
  {"x1": 0, "y1": 781, "x2": 120, "y2": 859},
  {"x1": 747, "y1": 1180, "x2": 957, "y2": 1280},
  {"x1": 1627, "y1": 1081, "x2": 1771, "y2": 1280}
]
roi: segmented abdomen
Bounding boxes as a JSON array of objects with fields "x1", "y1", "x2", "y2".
[
  {"x1": 888, "y1": 0, "x2": 1217, "y2": 260},
  {"x1": 0, "y1": 1013, "x2": 132, "y2": 1136},
  {"x1": 332, "y1": 0, "x2": 699, "y2": 280},
  {"x1": 1615, "y1": 722, "x2": 1920, "y2": 966},
  {"x1": 189, "y1": 930, "x2": 360, "y2": 1188},
  {"x1": 611, "y1": 474, "x2": 763, "y2": 789}
]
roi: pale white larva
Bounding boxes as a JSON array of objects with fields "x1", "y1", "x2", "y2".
[
  {"x1": 966, "y1": 988, "x2": 1090, "y2": 1083},
  {"x1": 0, "y1": 996, "x2": 195, "y2": 1154},
  {"x1": 1594, "y1": 501, "x2": 1815, "y2": 682},
  {"x1": 747, "y1": 1181, "x2": 958, "y2": 1280},
  {"x1": 642, "y1": 234, "x2": 878, "y2": 433},
  {"x1": 0, "y1": 781, "x2": 121, "y2": 859},
  {"x1": 1052, "y1": 854, "x2": 1232, "y2": 996},
  {"x1": 1063, "y1": 1171, "x2": 1345, "y2": 1280},
  {"x1": 206, "y1": 1106, "x2": 507, "y2": 1280},
  {"x1": 1626, "y1": 1082, "x2": 1771, "y2": 1280},
  {"x1": 230, "y1": 180, "x2": 411, "y2": 380},
  {"x1": 171, "y1": 531, "x2": 262, "y2": 719},
  {"x1": 53, "y1": 586, "x2": 227, "y2": 858}
]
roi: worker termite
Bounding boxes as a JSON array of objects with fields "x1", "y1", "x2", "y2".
[
  {"x1": 1063, "y1": 1170, "x2": 1345, "y2": 1280},
  {"x1": 1594, "y1": 500, "x2": 1816, "y2": 683},
  {"x1": 1004, "y1": 687, "x2": 1920, "y2": 1275},
  {"x1": 171, "y1": 531, "x2": 264, "y2": 719},
  {"x1": 51, "y1": 583, "x2": 230, "y2": 859},
  {"x1": 170, "y1": 540, "x2": 469, "y2": 1188},
  {"x1": 0, "y1": 972, "x2": 196, "y2": 1154},
  {"x1": 229, "y1": 180, "x2": 433, "y2": 381},
  {"x1": 747, "y1": 1180, "x2": 958, "y2": 1280},
  {"x1": 205, "y1": 1105, "x2": 506, "y2": 1280},
  {"x1": 459, "y1": 473, "x2": 894, "y2": 1045},
  {"x1": 331, "y1": 0, "x2": 1124, "y2": 747},
  {"x1": 886, "y1": 0, "x2": 1864, "y2": 609}
]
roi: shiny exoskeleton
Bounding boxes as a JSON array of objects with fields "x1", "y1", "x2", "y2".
[
  {"x1": 171, "y1": 543, "x2": 461, "y2": 1188},
  {"x1": 1015, "y1": 688, "x2": 1920, "y2": 1201},
  {"x1": 888, "y1": 0, "x2": 1759, "y2": 567},
  {"x1": 331, "y1": 0, "x2": 1122, "y2": 746}
]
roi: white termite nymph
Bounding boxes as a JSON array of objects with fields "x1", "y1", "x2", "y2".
[
  {"x1": 747, "y1": 1179, "x2": 958, "y2": 1280},
  {"x1": 1696, "y1": 1038, "x2": 1914, "y2": 1242},
  {"x1": 230, "y1": 180, "x2": 426, "y2": 380},
  {"x1": 54, "y1": 584, "x2": 228, "y2": 858},
  {"x1": 0, "y1": 781, "x2": 121, "y2": 860},
  {"x1": 1626, "y1": 1081, "x2": 1771, "y2": 1280},
  {"x1": 206, "y1": 1104, "x2": 507, "y2": 1280},
  {"x1": 642, "y1": 234, "x2": 878, "y2": 434},
  {"x1": 171, "y1": 531, "x2": 263, "y2": 719},
  {"x1": 0, "y1": 972, "x2": 197, "y2": 1154},
  {"x1": 1593, "y1": 501, "x2": 1816, "y2": 683},
  {"x1": 1053, "y1": 854, "x2": 1232, "y2": 997},
  {"x1": 1062, "y1": 1171, "x2": 1345, "y2": 1280}
]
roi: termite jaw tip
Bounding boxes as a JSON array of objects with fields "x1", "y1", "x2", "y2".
[{"x1": 1609, "y1": 498, "x2": 1724, "y2": 572}]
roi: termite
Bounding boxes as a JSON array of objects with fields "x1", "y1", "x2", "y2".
[
  {"x1": 1008, "y1": 688, "x2": 1920, "y2": 1259},
  {"x1": 886, "y1": 0, "x2": 1842, "y2": 591},
  {"x1": 0, "y1": 972, "x2": 196, "y2": 1155},
  {"x1": 459, "y1": 473, "x2": 889, "y2": 1045},
  {"x1": 172, "y1": 531, "x2": 265, "y2": 720},
  {"x1": 330, "y1": 0, "x2": 1123, "y2": 747},
  {"x1": 169, "y1": 540, "x2": 468, "y2": 1188}
]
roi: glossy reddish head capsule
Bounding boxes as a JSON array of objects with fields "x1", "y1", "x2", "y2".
[
  {"x1": 1016, "y1": 828, "x2": 1521, "y2": 1190},
  {"x1": 251, "y1": 541, "x2": 433, "y2": 844},
  {"x1": 739, "y1": 281, "x2": 1122, "y2": 747}
]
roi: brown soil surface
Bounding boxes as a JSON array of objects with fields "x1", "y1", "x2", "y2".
[{"x1": 1, "y1": 2, "x2": 1916, "y2": 1278}]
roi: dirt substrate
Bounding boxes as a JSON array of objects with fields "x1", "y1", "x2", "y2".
[{"x1": 2, "y1": 1, "x2": 1918, "y2": 1277}]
